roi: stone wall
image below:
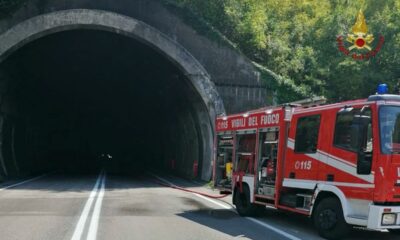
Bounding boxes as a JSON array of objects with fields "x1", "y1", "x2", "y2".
[{"x1": 0, "y1": 0, "x2": 268, "y2": 114}]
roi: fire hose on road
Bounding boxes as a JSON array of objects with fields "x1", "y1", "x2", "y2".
[{"x1": 149, "y1": 174, "x2": 230, "y2": 199}]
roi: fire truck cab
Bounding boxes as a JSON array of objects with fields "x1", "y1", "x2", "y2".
[{"x1": 214, "y1": 93, "x2": 400, "y2": 239}]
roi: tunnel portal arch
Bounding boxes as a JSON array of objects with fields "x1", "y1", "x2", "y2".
[{"x1": 0, "y1": 9, "x2": 225, "y2": 180}]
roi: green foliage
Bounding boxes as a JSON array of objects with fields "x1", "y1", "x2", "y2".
[
  {"x1": 168, "y1": 0, "x2": 400, "y2": 103},
  {"x1": 2, "y1": 0, "x2": 398, "y2": 103}
]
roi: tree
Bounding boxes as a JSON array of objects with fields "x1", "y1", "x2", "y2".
[{"x1": 167, "y1": 0, "x2": 400, "y2": 103}]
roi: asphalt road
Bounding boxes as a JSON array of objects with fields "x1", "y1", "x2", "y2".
[{"x1": 0, "y1": 172, "x2": 397, "y2": 240}]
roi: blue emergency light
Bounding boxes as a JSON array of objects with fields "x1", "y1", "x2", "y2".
[{"x1": 377, "y1": 83, "x2": 388, "y2": 94}]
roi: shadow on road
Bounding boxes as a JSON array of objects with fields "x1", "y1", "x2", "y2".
[{"x1": 0, "y1": 172, "x2": 201, "y2": 193}]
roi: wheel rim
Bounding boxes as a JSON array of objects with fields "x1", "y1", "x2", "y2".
[{"x1": 318, "y1": 209, "x2": 337, "y2": 230}]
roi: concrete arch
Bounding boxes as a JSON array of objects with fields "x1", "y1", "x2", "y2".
[{"x1": 0, "y1": 9, "x2": 225, "y2": 179}]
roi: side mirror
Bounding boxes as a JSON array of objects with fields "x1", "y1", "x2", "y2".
[
  {"x1": 356, "y1": 106, "x2": 372, "y2": 175},
  {"x1": 357, "y1": 151, "x2": 372, "y2": 174}
]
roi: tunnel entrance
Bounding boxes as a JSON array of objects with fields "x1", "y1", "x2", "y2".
[{"x1": 0, "y1": 29, "x2": 210, "y2": 179}]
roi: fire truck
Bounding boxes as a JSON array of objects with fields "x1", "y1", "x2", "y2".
[{"x1": 213, "y1": 89, "x2": 400, "y2": 239}]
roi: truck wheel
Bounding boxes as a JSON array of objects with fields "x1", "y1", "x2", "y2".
[
  {"x1": 234, "y1": 185, "x2": 259, "y2": 216},
  {"x1": 313, "y1": 197, "x2": 350, "y2": 240},
  {"x1": 388, "y1": 229, "x2": 400, "y2": 234}
]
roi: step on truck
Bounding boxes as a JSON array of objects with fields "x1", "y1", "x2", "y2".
[{"x1": 213, "y1": 87, "x2": 400, "y2": 239}]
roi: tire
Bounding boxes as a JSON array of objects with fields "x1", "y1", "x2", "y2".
[
  {"x1": 234, "y1": 185, "x2": 260, "y2": 216},
  {"x1": 388, "y1": 229, "x2": 400, "y2": 234},
  {"x1": 313, "y1": 197, "x2": 350, "y2": 240}
]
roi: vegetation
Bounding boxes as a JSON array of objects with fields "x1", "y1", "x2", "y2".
[
  {"x1": 2, "y1": 0, "x2": 399, "y2": 103},
  {"x1": 165, "y1": 0, "x2": 400, "y2": 103}
]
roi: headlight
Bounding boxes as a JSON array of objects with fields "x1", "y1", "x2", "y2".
[{"x1": 382, "y1": 213, "x2": 397, "y2": 225}]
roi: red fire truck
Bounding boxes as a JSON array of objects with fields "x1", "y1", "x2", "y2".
[{"x1": 213, "y1": 92, "x2": 400, "y2": 239}]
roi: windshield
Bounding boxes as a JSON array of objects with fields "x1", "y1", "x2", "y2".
[{"x1": 380, "y1": 106, "x2": 400, "y2": 154}]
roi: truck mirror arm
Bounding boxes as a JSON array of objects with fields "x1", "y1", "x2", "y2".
[{"x1": 356, "y1": 108, "x2": 372, "y2": 175}]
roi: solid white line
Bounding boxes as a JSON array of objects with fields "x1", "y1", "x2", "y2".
[
  {"x1": 245, "y1": 217, "x2": 302, "y2": 240},
  {"x1": 0, "y1": 174, "x2": 49, "y2": 191},
  {"x1": 150, "y1": 173, "x2": 232, "y2": 210},
  {"x1": 86, "y1": 173, "x2": 106, "y2": 240},
  {"x1": 151, "y1": 173, "x2": 302, "y2": 240},
  {"x1": 193, "y1": 193, "x2": 232, "y2": 209},
  {"x1": 283, "y1": 178, "x2": 375, "y2": 189},
  {"x1": 149, "y1": 173, "x2": 177, "y2": 187},
  {"x1": 71, "y1": 172, "x2": 103, "y2": 240}
]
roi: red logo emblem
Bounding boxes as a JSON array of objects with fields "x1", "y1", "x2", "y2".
[{"x1": 337, "y1": 10, "x2": 384, "y2": 60}]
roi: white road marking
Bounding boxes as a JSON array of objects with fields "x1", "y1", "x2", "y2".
[
  {"x1": 245, "y1": 217, "x2": 302, "y2": 240},
  {"x1": 149, "y1": 173, "x2": 178, "y2": 187},
  {"x1": 87, "y1": 173, "x2": 106, "y2": 240},
  {"x1": 151, "y1": 173, "x2": 302, "y2": 240},
  {"x1": 0, "y1": 173, "x2": 49, "y2": 191},
  {"x1": 193, "y1": 192, "x2": 232, "y2": 209},
  {"x1": 71, "y1": 171, "x2": 103, "y2": 240}
]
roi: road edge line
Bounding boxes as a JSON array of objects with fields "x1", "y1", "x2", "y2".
[
  {"x1": 245, "y1": 217, "x2": 303, "y2": 240},
  {"x1": 151, "y1": 173, "x2": 302, "y2": 240},
  {"x1": 0, "y1": 173, "x2": 50, "y2": 191}
]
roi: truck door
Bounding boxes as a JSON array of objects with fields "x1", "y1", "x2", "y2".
[
  {"x1": 285, "y1": 114, "x2": 321, "y2": 185},
  {"x1": 233, "y1": 130, "x2": 257, "y2": 196},
  {"x1": 328, "y1": 108, "x2": 361, "y2": 183},
  {"x1": 328, "y1": 107, "x2": 374, "y2": 190}
]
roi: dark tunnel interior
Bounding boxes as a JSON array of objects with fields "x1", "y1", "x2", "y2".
[{"x1": 0, "y1": 29, "x2": 205, "y2": 178}]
